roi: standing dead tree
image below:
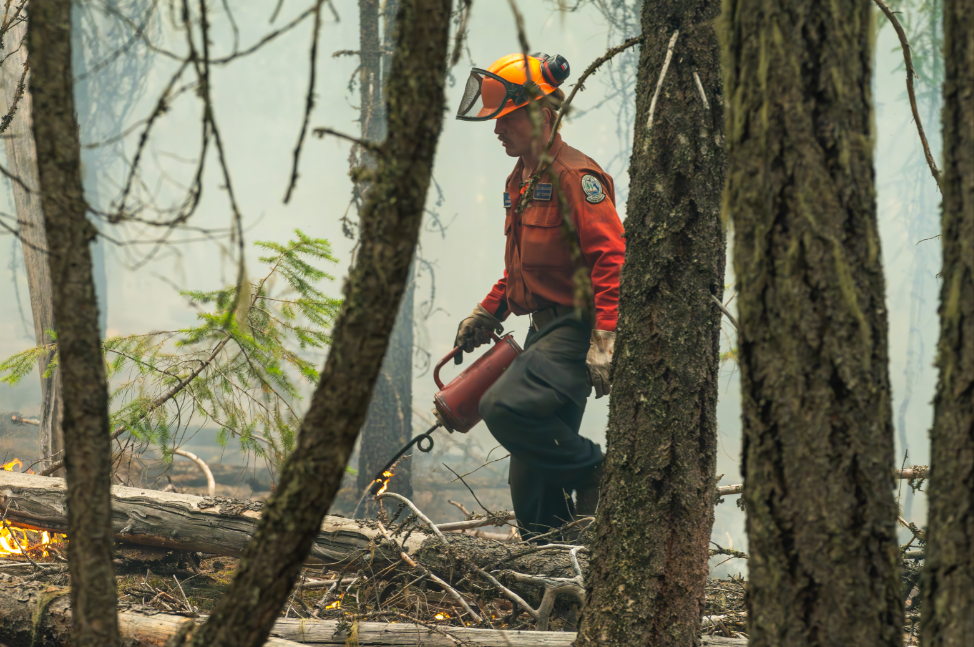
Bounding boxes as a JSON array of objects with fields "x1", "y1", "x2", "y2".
[
  {"x1": 177, "y1": 0, "x2": 453, "y2": 645},
  {"x1": 28, "y1": 0, "x2": 120, "y2": 645},
  {"x1": 723, "y1": 0, "x2": 904, "y2": 645},
  {"x1": 921, "y1": 0, "x2": 974, "y2": 644},
  {"x1": 574, "y1": 0, "x2": 726, "y2": 645},
  {"x1": 353, "y1": 0, "x2": 417, "y2": 513},
  {"x1": 0, "y1": 5, "x2": 64, "y2": 475}
]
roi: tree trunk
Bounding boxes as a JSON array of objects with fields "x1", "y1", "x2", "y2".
[
  {"x1": 723, "y1": 1, "x2": 903, "y2": 646},
  {"x1": 920, "y1": 0, "x2": 974, "y2": 644},
  {"x1": 356, "y1": 0, "x2": 414, "y2": 508},
  {"x1": 28, "y1": 3, "x2": 120, "y2": 646},
  {"x1": 182, "y1": 2, "x2": 451, "y2": 645},
  {"x1": 0, "y1": 15, "x2": 64, "y2": 473},
  {"x1": 574, "y1": 2, "x2": 725, "y2": 647}
]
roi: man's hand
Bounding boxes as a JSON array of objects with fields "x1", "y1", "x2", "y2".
[
  {"x1": 587, "y1": 330, "x2": 616, "y2": 398},
  {"x1": 454, "y1": 304, "x2": 504, "y2": 365}
]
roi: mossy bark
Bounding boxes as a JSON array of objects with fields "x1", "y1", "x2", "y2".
[
  {"x1": 574, "y1": 1, "x2": 726, "y2": 645},
  {"x1": 183, "y1": 1, "x2": 451, "y2": 645},
  {"x1": 27, "y1": 1, "x2": 120, "y2": 645},
  {"x1": 920, "y1": 0, "x2": 974, "y2": 644},
  {"x1": 722, "y1": 0, "x2": 903, "y2": 645}
]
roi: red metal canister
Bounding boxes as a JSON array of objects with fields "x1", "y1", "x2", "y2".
[{"x1": 432, "y1": 332, "x2": 523, "y2": 433}]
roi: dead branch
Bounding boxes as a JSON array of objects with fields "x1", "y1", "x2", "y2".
[
  {"x1": 871, "y1": 0, "x2": 943, "y2": 194},
  {"x1": 711, "y1": 294, "x2": 740, "y2": 332},
  {"x1": 171, "y1": 448, "x2": 216, "y2": 497},
  {"x1": 716, "y1": 466, "x2": 929, "y2": 496},
  {"x1": 375, "y1": 519, "x2": 484, "y2": 624},
  {"x1": 283, "y1": 0, "x2": 325, "y2": 204}
]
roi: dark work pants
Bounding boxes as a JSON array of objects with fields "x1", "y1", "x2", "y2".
[{"x1": 478, "y1": 315, "x2": 603, "y2": 540}]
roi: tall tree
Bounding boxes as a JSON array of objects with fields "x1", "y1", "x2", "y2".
[
  {"x1": 0, "y1": 14, "x2": 64, "y2": 473},
  {"x1": 182, "y1": 0, "x2": 451, "y2": 644},
  {"x1": 355, "y1": 0, "x2": 415, "y2": 507},
  {"x1": 574, "y1": 0, "x2": 726, "y2": 644},
  {"x1": 723, "y1": 0, "x2": 903, "y2": 645},
  {"x1": 920, "y1": 0, "x2": 973, "y2": 644},
  {"x1": 28, "y1": 1, "x2": 119, "y2": 645}
]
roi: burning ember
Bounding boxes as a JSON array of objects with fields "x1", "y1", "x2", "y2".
[
  {"x1": 0, "y1": 458, "x2": 66, "y2": 558},
  {"x1": 323, "y1": 600, "x2": 341, "y2": 610},
  {"x1": 434, "y1": 612, "x2": 451, "y2": 621},
  {"x1": 374, "y1": 470, "x2": 394, "y2": 496}
]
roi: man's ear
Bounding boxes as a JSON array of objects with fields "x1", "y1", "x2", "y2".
[{"x1": 541, "y1": 107, "x2": 553, "y2": 127}]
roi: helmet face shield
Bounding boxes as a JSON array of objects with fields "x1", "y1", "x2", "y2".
[{"x1": 456, "y1": 68, "x2": 528, "y2": 121}]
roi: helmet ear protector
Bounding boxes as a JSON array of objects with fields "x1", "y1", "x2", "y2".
[{"x1": 531, "y1": 52, "x2": 570, "y2": 87}]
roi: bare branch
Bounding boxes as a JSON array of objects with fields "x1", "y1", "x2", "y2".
[
  {"x1": 283, "y1": 0, "x2": 325, "y2": 204},
  {"x1": 871, "y1": 0, "x2": 943, "y2": 194}
]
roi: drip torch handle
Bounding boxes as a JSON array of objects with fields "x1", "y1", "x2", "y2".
[{"x1": 434, "y1": 331, "x2": 501, "y2": 389}]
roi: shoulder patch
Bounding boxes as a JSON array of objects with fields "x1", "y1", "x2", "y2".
[
  {"x1": 504, "y1": 192, "x2": 511, "y2": 209},
  {"x1": 581, "y1": 174, "x2": 606, "y2": 204}
]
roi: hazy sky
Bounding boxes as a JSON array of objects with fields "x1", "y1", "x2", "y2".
[{"x1": 0, "y1": 1, "x2": 943, "y2": 560}]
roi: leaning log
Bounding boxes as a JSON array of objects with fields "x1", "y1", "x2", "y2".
[
  {"x1": 0, "y1": 472, "x2": 580, "y2": 597},
  {"x1": 0, "y1": 576, "x2": 747, "y2": 646}
]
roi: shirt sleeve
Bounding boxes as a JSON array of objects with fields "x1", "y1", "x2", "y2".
[
  {"x1": 564, "y1": 169, "x2": 625, "y2": 331},
  {"x1": 481, "y1": 269, "x2": 511, "y2": 320}
]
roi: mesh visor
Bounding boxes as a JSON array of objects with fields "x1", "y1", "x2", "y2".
[{"x1": 456, "y1": 69, "x2": 525, "y2": 121}]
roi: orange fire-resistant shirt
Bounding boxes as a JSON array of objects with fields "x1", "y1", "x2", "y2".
[{"x1": 480, "y1": 135, "x2": 625, "y2": 332}]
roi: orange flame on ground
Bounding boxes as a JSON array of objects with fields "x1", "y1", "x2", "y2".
[
  {"x1": 2, "y1": 458, "x2": 23, "y2": 471},
  {"x1": 324, "y1": 600, "x2": 341, "y2": 610},
  {"x1": 0, "y1": 458, "x2": 67, "y2": 557},
  {"x1": 374, "y1": 470, "x2": 394, "y2": 496},
  {"x1": 434, "y1": 612, "x2": 450, "y2": 620}
]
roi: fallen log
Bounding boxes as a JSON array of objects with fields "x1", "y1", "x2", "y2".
[
  {"x1": 0, "y1": 575, "x2": 747, "y2": 646},
  {"x1": 0, "y1": 471, "x2": 582, "y2": 601}
]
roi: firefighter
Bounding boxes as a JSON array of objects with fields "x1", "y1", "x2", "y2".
[{"x1": 453, "y1": 53, "x2": 624, "y2": 540}]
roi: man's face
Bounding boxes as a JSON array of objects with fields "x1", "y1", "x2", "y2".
[{"x1": 493, "y1": 106, "x2": 550, "y2": 158}]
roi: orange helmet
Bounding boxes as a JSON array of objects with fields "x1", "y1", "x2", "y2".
[{"x1": 456, "y1": 52, "x2": 570, "y2": 121}]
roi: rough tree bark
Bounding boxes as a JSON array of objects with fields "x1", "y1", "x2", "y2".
[
  {"x1": 920, "y1": 0, "x2": 974, "y2": 644},
  {"x1": 27, "y1": 1, "x2": 120, "y2": 646},
  {"x1": 574, "y1": 1, "x2": 725, "y2": 645},
  {"x1": 356, "y1": 0, "x2": 415, "y2": 508},
  {"x1": 0, "y1": 13, "x2": 65, "y2": 473},
  {"x1": 723, "y1": 1, "x2": 903, "y2": 646},
  {"x1": 181, "y1": 1, "x2": 451, "y2": 645}
]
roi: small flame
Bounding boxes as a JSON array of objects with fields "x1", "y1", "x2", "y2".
[
  {"x1": 324, "y1": 600, "x2": 341, "y2": 610},
  {"x1": 434, "y1": 612, "x2": 450, "y2": 620},
  {"x1": 374, "y1": 470, "x2": 394, "y2": 496},
  {"x1": 0, "y1": 458, "x2": 67, "y2": 557},
  {"x1": 2, "y1": 458, "x2": 23, "y2": 471}
]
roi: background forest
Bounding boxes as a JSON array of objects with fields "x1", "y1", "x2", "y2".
[{"x1": 0, "y1": 0, "x2": 945, "y2": 570}]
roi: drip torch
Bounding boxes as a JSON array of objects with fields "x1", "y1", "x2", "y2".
[{"x1": 367, "y1": 331, "x2": 523, "y2": 493}]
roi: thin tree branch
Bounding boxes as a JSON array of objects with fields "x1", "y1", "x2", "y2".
[
  {"x1": 283, "y1": 0, "x2": 325, "y2": 204},
  {"x1": 871, "y1": 0, "x2": 943, "y2": 194}
]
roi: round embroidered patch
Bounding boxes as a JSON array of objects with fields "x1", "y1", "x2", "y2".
[{"x1": 581, "y1": 174, "x2": 606, "y2": 204}]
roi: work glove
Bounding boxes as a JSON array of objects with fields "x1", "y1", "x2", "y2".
[
  {"x1": 454, "y1": 304, "x2": 504, "y2": 365},
  {"x1": 586, "y1": 330, "x2": 616, "y2": 398}
]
